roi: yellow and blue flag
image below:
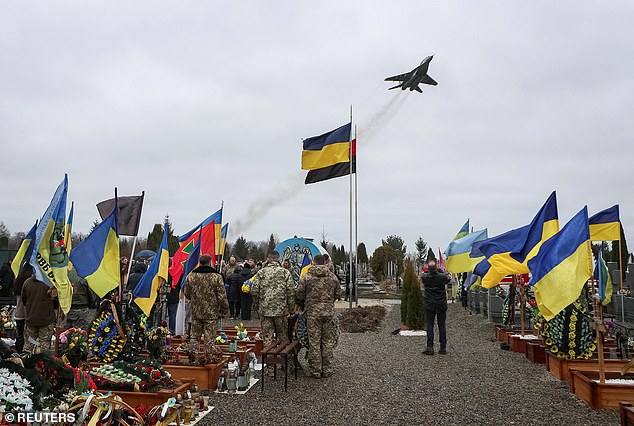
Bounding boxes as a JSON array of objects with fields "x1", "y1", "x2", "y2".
[
  {"x1": 454, "y1": 220, "x2": 469, "y2": 240},
  {"x1": 133, "y1": 221, "x2": 170, "y2": 316},
  {"x1": 595, "y1": 242, "x2": 613, "y2": 306},
  {"x1": 29, "y1": 175, "x2": 73, "y2": 314},
  {"x1": 589, "y1": 205, "x2": 620, "y2": 241},
  {"x1": 70, "y1": 200, "x2": 120, "y2": 298},
  {"x1": 471, "y1": 192, "x2": 559, "y2": 289},
  {"x1": 302, "y1": 123, "x2": 354, "y2": 184},
  {"x1": 445, "y1": 229, "x2": 488, "y2": 274},
  {"x1": 65, "y1": 202, "x2": 74, "y2": 258},
  {"x1": 11, "y1": 221, "x2": 38, "y2": 278},
  {"x1": 528, "y1": 206, "x2": 593, "y2": 321},
  {"x1": 300, "y1": 252, "x2": 312, "y2": 278},
  {"x1": 218, "y1": 223, "x2": 229, "y2": 257}
]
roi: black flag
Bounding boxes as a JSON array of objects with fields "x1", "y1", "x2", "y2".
[
  {"x1": 426, "y1": 247, "x2": 437, "y2": 263},
  {"x1": 97, "y1": 192, "x2": 144, "y2": 236}
]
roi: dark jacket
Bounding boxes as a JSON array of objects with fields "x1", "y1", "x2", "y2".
[
  {"x1": 226, "y1": 269, "x2": 243, "y2": 302},
  {"x1": 421, "y1": 269, "x2": 450, "y2": 310},
  {"x1": 126, "y1": 262, "x2": 148, "y2": 292},
  {"x1": 166, "y1": 276, "x2": 179, "y2": 305},
  {"x1": 0, "y1": 262, "x2": 14, "y2": 297},
  {"x1": 240, "y1": 265, "x2": 253, "y2": 283},
  {"x1": 21, "y1": 277, "x2": 58, "y2": 327}
]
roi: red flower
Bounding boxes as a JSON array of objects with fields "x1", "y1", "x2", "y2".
[
  {"x1": 145, "y1": 367, "x2": 153, "y2": 373},
  {"x1": 152, "y1": 371, "x2": 161, "y2": 379}
]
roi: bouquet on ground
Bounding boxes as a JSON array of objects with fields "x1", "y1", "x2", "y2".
[
  {"x1": 59, "y1": 328, "x2": 88, "y2": 360},
  {"x1": 89, "y1": 310, "x2": 126, "y2": 363},
  {"x1": 0, "y1": 307, "x2": 15, "y2": 332},
  {"x1": 146, "y1": 322, "x2": 171, "y2": 361},
  {"x1": 0, "y1": 368, "x2": 34, "y2": 412}
]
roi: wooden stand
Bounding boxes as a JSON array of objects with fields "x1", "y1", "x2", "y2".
[
  {"x1": 163, "y1": 362, "x2": 226, "y2": 391},
  {"x1": 570, "y1": 370, "x2": 634, "y2": 410},
  {"x1": 545, "y1": 351, "x2": 629, "y2": 382}
]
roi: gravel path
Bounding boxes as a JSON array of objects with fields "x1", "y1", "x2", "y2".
[{"x1": 202, "y1": 303, "x2": 619, "y2": 425}]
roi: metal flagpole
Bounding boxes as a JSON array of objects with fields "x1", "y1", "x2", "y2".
[
  {"x1": 349, "y1": 105, "x2": 354, "y2": 312},
  {"x1": 354, "y1": 125, "x2": 359, "y2": 306},
  {"x1": 619, "y1": 236, "x2": 626, "y2": 322}
]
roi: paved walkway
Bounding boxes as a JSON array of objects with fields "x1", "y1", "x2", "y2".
[{"x1": 207, "y1": 303, "x2": 619, "y2": 425}]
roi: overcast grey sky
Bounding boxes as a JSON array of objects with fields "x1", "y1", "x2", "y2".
[{"x1": 1, "y1": 1, "x2": 633, "y2": 255}]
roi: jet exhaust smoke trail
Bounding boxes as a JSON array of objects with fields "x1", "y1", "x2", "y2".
[
  {"x1": 358, "y1": 91, "x2": 409, "y2": 143},
  {"x1": 232, "y1": 172, "x2": 305, "y2": 236}
]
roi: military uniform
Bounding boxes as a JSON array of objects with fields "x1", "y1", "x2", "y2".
[
  {"x1": 183, "y1": 265, "x2": 229, "y2": 355},
  {"x1": 251, "y1": 261, "x2": 294, "y2": 345},
  {"x1": 296, "y1": 265, "x2": 341, "y2": 377},
  {"x1": 66, "y1": 269, "x2": 96, "y2": 331}
]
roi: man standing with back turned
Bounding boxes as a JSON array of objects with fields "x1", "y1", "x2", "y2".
[
  {"x1": 296, "y1": 254, "x2": 341, "y2": 378},
  {"x1": 184, "y1": 254, "x2": 228, "y2": 362},
  {"x1": 421, "y1": 259, "x2": 450, "y2": 355},
  {"x1": 251, "y1": 251, "x2": 295, "y2": 346}
]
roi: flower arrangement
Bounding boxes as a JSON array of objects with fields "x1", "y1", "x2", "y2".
[
  {"x1": 543, "y1": 298, "x2": 596, "y2": 359},
  {"x1": 146, "y1": 322, "x2": 171, "y2": 361},
  {"x1": 58, "y1": 328, "x2": 88, "y2": 360},
  {"x1": 91, "y1": 360, "x2": 174, "y2": 392},
  {"x1": 0, "y1": 368, "x2": 34, "y2": 412},
  {"x1": 88, "y1": 310, "x2": 126, "y2": 363},
  {"x1": 235, "y1": 323, "x2": 248, "y2": 340},
  {"x1": 215, "y1": 332, "x2": 228, "y2": 344},
  {"x1": 0, "y1": 307, "x2": 16, "y2": 332},
  {"x1": 119, "y1": 309, "x2": 148, "y2": 362}
]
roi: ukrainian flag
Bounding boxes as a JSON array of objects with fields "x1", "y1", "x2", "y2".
[
  {"x1": 595, "y1": 242, "x2": 613, "y2": 306},
  {"x1": 445, "y1": 229, "x2": 488, "y2": 274},
  {"x1": 454, "y1": 220, "x2": 469, "y2": 240},
  {"x1": 133, "y1": 222, "x2": 170, "y2": 316},
  {"x1": 528, "y1": 207, "x2": 593, "y2": 321},
  {"x1": 218, "y1": 223, "x2": 229, "y2": 257},
  {"x1": 589, "y1": 205, "x2": 620, "y2": 241},
  {"x1": 302, "y1": 123, "x2": 354, "y2": 184},
  {"x1": 472, "y1": 192, "x2": 559, "y2": 289},
  {"x1": 70, "y1": 203, "x2": 120, "y2": 298},
  {"x1": 11, "y1": 221, "x2": 38, "y2": 278},
  {"x1": 300, "y1": 252, "x2": 312, "y2": 278},
  {"x1": 29, "y1": 175, "x2": 73, "y2": 314}
]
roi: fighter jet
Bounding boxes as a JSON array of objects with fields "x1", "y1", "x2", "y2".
[{"x1": 384, "y1": 55, "x2": 437, "y2": 93}]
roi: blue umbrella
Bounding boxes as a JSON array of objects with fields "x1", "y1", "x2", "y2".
[{"x1": 135, "y1": 249, "x2": 156, "y2": 258}]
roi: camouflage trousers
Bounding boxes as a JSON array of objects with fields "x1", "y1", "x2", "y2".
[
  {"x1": 24, "y1": 323, "x2": 55, "y2": 354},
  {"x1": 261, "y1": 316, "x2": 288, "y2": 347},
  {"x1": 307, "y1": 315, "x2": 336, "y2": 376},
  {"x1": 65, "y1": 308, "x2": 96, "y2": 332},
  {"x1": 189, "y1": 319, "x2": 216, "y2": 355}
]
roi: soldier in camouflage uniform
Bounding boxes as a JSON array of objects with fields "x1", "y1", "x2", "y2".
[
  {"x1": 183, "y1": 254, "x2": 229, "y2": 359},
  {"x1": 222, "y1": 256, "x2": 238, "y2": 278},
  {"x1": 251, "y1": 251, "x2": 295, "y2": 346},
  {"x1": 296, "y1": 254, "x2": 341, "y2": 378},
  {"x1": 65, "y1": 268, "x2": 96, "y2": 331}
]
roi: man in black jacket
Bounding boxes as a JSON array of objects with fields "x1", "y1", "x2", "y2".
[{"x1": 421, "y1": 260, "x2": 450, "y2": 355}]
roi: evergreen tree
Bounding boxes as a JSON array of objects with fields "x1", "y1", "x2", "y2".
[
  {"x1": 146, "y1": 224, "x2": 163, "y2": 252},
  {"x1": 164, "y1": 215, "x2": 180, "y2": 256},
  {"x1": 370, "y1": 245, "x2": 399, "y2": 281},
  {"x1": 357, "y1": 242, "x2": 369, "y2": 264},
  {"x1": 400, "y1": 262, "x2": 411, "y2": 324},
  {"x1": 340, "y1": 244, "x2": 346, "y2": 264},
  {"x1": 331, "y1": 245, "x2": 339, "y2": 264},
  {"x1": 268, "y1": 234, "x2": 277, "y2": 253},
  {"x1": 415, "y1": 237, "x2": 428, "y2": 265},
  {"x1": 233, "y1": 236, "x2": 249, "y2": 260},
  {"x1": 404, "y1": 261, "x2": 425, "y2": 330},
  {"x1": 90, "y1": 219, "x2": 100, "y2": 233},
  {"x1": 383, "y1": 235, "x2": 406, "y2": 274}
]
